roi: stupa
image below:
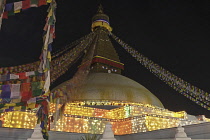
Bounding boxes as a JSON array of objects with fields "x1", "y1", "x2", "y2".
[
  {"x1": 1, "y1": 4, "x2": 210, "y2": 139},
  {"x1": 49, "y1": 5, "x2": 208, "y2": 135}
]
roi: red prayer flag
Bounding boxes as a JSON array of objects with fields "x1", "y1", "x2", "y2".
[
  {"x1": 38, "y1": 0, "x2": 47, "y2": 6},
  {"x1": 2, "y1": 11, "x2": 8, "y2": 19},
  {"x1": 22, "y1": 0, "x2": 30, "y2": 10},
  {"x1": 41, "y1": 100, "x2": 48, "y2": 115},
  {"x1": 21, "y1": 83, "x2": 32, "y2": 101},
  {"x1": 17, "y1": 72, "x2": 28, "y2": 79},
  {"x1": 50, "y1": 26, "x2": 54, "y2": 34}
]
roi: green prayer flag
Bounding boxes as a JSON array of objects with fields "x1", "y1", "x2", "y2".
[
  {"x1": 31, "y1": 0, "x2": 39, "y2": 6},
  {"x1": 21, "y1": 106, "x2": 26, "y2": 110},
  {"x1": 0, "y1": 104, "x2": 5, "y2": 109},
  {"x1": 31, "y1": 0, "x2": 39, "y2": 4},
  {"x1": 16, "y1": 102, "x2": 24, "y2": 106},
  {"x1": 32, "y1": 82, "x2": 42, "y2": 97},
  {"x1": 8, "y1": 5, "x2": 15, "y2": 16}
]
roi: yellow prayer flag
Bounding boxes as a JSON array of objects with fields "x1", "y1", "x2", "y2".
[
  {"x1": 14, "y1": 10, "x2": 21, "y2": 13},
  {"x1": 5, "y1": 103, "x2": 16, "y2": 107},
  {"x1": 47, "y1": 51, "x2": 51, "y2": 61},
  {"x1": 47, "y1": 0, "x2": 52, "y2": 3},
  {"x1": 43, "y1": 90, "x2": 50, "y2": 96},
  {"x1": 11, "y1": 99, "x2": 21, "y2": 103},
  {"x1": 27, "y1": 103, "x2": 36, "y2": 109},
  {"x1": 1, "y1": 106, "x2": 9, "y2": 109},
  {"x1": 44, "y1": 44, "x2": 48, "y2": 50},
  {"x1": 40, "y1": 81, "x2": 45, "y2": 89},
  {"x1": 47, "y1": 8, "x2": 53, "y2": 17},
  {"x1": 14, "y1": 106, "x2": 21, "y2": 111}
]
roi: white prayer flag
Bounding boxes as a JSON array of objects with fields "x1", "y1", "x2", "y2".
[
  {"x1": 10, "y1": 84, "x2": 20, "y2": 98},
  {"x1": 10, "y1": 74, "x2": 19, "y2": 79},
  {"x1": 0, "y1": 75, "x2": 7, "y2": 81},
  {"x1": 27, "y1": 97, "x2": 36, "y2": 104},
  {"x1": 44, "y1": 71, "x2": 50, "y2": 92},
  {"x1": 14, "y1": 1, "x2": 22, "y2": 11},
  {"x1": 26, "y1": 71, "x2": 35, "y2": 77}
]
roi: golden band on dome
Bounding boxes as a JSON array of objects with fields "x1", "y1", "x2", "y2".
[{"x1": 91, "y1": 20, "x2": 112, "y2": 31}]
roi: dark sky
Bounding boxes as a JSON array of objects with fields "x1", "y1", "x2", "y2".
[{"x1": 1, "y1": 0, "x2": 210, "y2": 117}]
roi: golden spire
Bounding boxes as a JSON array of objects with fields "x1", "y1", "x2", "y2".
[
  {"x1": 90, "y1": 4, "x2": 124, "y2": 74},
  {"x1": 97, "y1": 4, "x2": 104, "y2": 14},
  {"x1": 91, "y1": 4, "x2": 112, "y2": 31}
]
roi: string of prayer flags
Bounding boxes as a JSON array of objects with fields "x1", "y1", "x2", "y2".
[
  {"x1": 110, "y1": 32, "x2": 210, "y2": 111},
  {"x1": 53, "y1": 33, "x2": 97, "y2": 101},
  {"x1": 0, "y1": 61, "x2": 40, "y2": 75},
  {"x1": 2, "y1": 0, "x2": 49, "y2": 20},
  {"x1": 39, "y1": 0, "x2": 56, "y2": 93},
  {"x1": 0, "y1": 0, "x2": 6, "y2": 30},
  {"x1": 50, "y1": 32, "x2": 95, "y2": 83},
  {"x1": 0, "y1": 33, "x2": 94, "y2": 79},
  {"x1": 38, "y1": 1, "x2": 56, "y2": 139}
]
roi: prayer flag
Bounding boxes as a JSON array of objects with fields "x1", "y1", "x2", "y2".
[
  {"x1": 27, "y1": 103, "x2": 36, "y2": 109},
  {"x1": 30, "y1": 0, "x2": 38, "y2": 7},
  {"x1": 0, "y1": 75, "x2": 6, "y2": 81},
  {"x1": 11, "y1": 98, "x2": 21, "y2": 103},
  {"x1": 22, "y1": 0, "x2": 30, "y2": 10},
  {"x1": 8, "y1": 11, "x2": 15, "y2": 16},
  {"x1": 47, "y1": 51, "x2": 51, "y2": 61},
  {"x1": 14, "y1": 1, "x2": 22, "y2": 11},
  {"x1": 48, "y1": 43, "x2": 52, "y2": 52},
  {"x1": 17, "y1": 72, "x2": 28, "y2": 79},
  {"x1": 38, "y1": 0, "x2": 47, "y2": 6},
  {"x1": 1, "y1": 85, "x2": 11, "y2": 98},
  {"x1": 47, "y1": 0, "x2": 52, "y2": 3},
  {"x1": 10, "y1": 74, "x2": 19, "y2": 79},
  {"x1": 26, "y1": 71, "x2": 35, "y2": 77},
  {"x1": 5, "y1": 3, "x2": 13, "y2": 11},
  {"x1": 14, "y1": 106, "x2": 21, "y2": 111},
  {"x1": 10, "y1": 84, "x2": 21, "y2": 98},
  {"x1": 47, "y1": 8, "x2": 52, "y2": 17},
  {"x1": 5, "y1": 106, "x2": 14, "y2": 112},
  {"x1": 1, "y1": 106, "x2": 9, "y2": 109},
  {"x1": 27, "y1": 97, "x2": 36, "y2": 103},
  {"x1": 31, "y1": 82, "x2": 42, "y2": 97},
  {"x1": 21, "y1": 83, "x2": 32, "y2": 101},
  {"x1": 44, "y1": 71, "x2": 50, "y2": 92},
  {"x1": 14, "y1": 9, "x2": 21, "y2": 13}
]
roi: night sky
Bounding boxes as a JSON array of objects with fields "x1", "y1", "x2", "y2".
[{"x1": 0, "y1": 0, "x2": 210, "y2": 117}]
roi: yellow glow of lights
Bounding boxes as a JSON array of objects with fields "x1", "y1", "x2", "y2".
[
  {"x1": 1, "y1": 100, "x2": 201, "y2": 135},
  {"x1": 3, "y1": 111, "x2": 37, "y2": 129}
]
